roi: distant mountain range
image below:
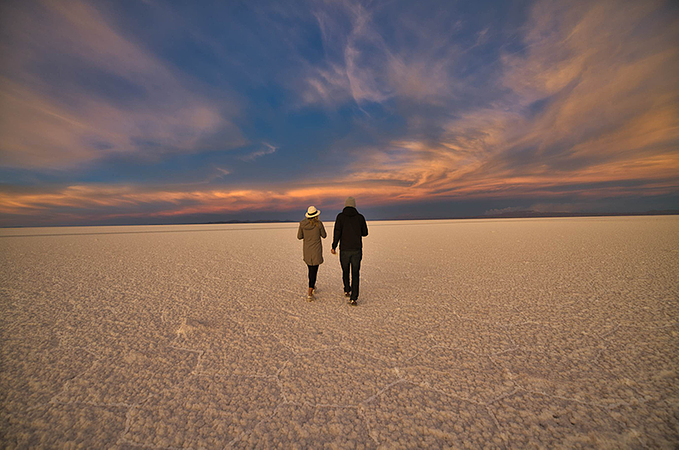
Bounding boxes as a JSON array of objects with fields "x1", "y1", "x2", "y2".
[
  {"x1": 203, "y1": 210, "x2": 679, "y2": 224},
  {"x1": 5, "y1": 211, "x2": 677, "y2": 228},
  {"x1": 476, "y1": 209, "x2": 679, "y2": 219},
  {"x1": 205, "y1": 219, "x2": 296, "y2": 224}
]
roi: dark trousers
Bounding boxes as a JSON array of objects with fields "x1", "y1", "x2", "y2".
[
  {"x1": 308, "y1": 264, "x2": 319, "y2": 288},
  {"x1": 340, "y1": 249, "x2": 362, "y2": 300}
]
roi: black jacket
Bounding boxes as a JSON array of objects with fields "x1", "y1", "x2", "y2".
[{"x1": 332, "y1": 207, "x2": 368, "y2": 251}]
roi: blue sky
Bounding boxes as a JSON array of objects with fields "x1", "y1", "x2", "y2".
[{"x1": 0, "y1": 0, "x2": 677, "y2": 226}]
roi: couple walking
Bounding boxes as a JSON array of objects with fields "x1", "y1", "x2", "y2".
[{"x1": 297, "y1": 196, "x2": 368, "y2": 305}]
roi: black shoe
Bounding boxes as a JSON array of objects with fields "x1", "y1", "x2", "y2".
[
  {"x1": 349, "y1": 299, "x2": 357, "y2": 306},
  {"x1": 344, "y1": 291, "x2": 351, "y2": 297}
]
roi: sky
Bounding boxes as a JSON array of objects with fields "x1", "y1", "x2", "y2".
[{"x1": 0, "y1": 0, "x2": 678, "y2": 227}]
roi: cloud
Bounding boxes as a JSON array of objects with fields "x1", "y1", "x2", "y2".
[
  {"x1": 0, "y1": 0, "x2": 245, "y2": 169},
  {"x1": 239, "y1": 143, "x2": 278, "y2": 161},
  {"x1": 300, "y1": 64, "x2": 352, "y2": 106},
  {"x1": 2, "y1": 167, "x2": 675, "y2": 227},
  {"x1": 474, "y1": 27, "x2": 490, "y2": 46},
  {"x1": 298, "y1": 0, "x2": 460, "y2": 107},
  {"x1": 1, "y1": 0, "x2": 677, "y2": 226},
  {"x1": 0, "y1": 181, "x2": 398, "y2": 225},
  {"x1": 333, "y1": 0, "x2": 679, "y2": 203}
]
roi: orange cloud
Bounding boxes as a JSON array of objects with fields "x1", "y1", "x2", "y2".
[
  {"x1": 1, "y1": 0, "x2": 677, "y2": 226},
  {"x1": 334, "y1": 0, "x2": 679, "y2": 202},
  {"x1": 0, "y1": 0, "x2": 244, "y2": 169}
]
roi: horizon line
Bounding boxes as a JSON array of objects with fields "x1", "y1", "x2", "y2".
[{"x1": 2, "y1": 210, "x2": 678, "y2": 230}]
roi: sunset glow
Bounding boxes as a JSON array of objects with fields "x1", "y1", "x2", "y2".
[{"x1": 1, "y1": 0, "x2": 677, "y2": 226}]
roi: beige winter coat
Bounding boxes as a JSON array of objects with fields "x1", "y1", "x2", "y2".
[{"x1": 297, "y1": 218, "x2": 327, "y2": 266}]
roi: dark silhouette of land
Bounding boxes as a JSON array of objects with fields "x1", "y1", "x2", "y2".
[
  {"x1": 1, "y1": 210, "x2": 677, "y2": 229},
  {"x1": 205, "y1": 210, "x2": 679, "y2": 225}
]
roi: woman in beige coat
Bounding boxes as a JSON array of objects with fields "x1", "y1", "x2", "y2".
[{"x1": 297, "y1": 206, "x2": 327, "y2": 301}]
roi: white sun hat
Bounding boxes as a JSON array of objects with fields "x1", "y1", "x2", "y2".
[{"x1": 305, "y1": 205, "x2": 320, "y2": 218}]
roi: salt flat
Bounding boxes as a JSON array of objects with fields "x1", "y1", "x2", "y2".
[{"x1": 1, "y1": 216, "x2": 677, "y2": 449}]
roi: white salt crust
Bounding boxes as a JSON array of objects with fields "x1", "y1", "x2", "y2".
[{"x1": 1, "y1": 217, "x2": 677, "y2": 449}]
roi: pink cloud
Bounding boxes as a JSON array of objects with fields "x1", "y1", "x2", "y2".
[
  {"x1": 1, "y1": 0, "x2": 677, "y2": 226},
  {"x1": 0, "y1": 0, "x2": 245, "y2": 169},
  {"x1": 299, "y1": 0, "x2": 459, "y2": 107},
  {"x1": 338, "y1": 0, "x2": 679, "y2": 201}
]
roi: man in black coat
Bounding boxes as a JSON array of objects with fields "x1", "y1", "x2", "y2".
[{"x1": 331, "y1": 196, "x2": 368, "y2": 305}]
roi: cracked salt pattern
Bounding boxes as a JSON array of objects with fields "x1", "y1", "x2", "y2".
[{"x1": 1, "y1": 217, "x2": 678, "y2": 449}]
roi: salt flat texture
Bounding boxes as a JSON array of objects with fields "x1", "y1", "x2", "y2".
[{"x1": 1, "y1": 216, "x2": 677, "y2": 449}]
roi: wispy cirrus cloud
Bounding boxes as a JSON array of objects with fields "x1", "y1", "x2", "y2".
[
  {"x1": 0, "y1": 0, "x2": 677, "y2": 226},
  {"x1": 0, "y1": 181, "x2": 395, "y2": 226},
  {"x1": 2, "y1": 167, "x2": 675, "y2": 227},
  {"x1": 299, "y1": 0, "x2": 460, "y2": 108},
  {"x1": 329, "y1": 0, "x2": 679, "y2": 203},
  {"x1": 0, "y1": 0, "x2": 245, "y2": 170},
  {"x1": 215, "y1": 167, "x2": 232, "y2": 177},
  {"x1": 239, "y1": 143, "x2": 278, "y2": 161}
]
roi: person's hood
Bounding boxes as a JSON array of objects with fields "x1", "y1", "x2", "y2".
[
  {"x1": 301, "y1": 218, "x2": 320, "y2": 230},
  {"x1": 342, "y1": 206, "x2": 358, "y2": 216}
]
